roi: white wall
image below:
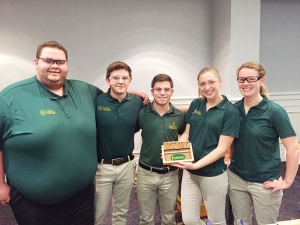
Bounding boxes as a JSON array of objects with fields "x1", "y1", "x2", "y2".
[
  {"x1": 211, "y1": 0, "x2": 231, "y2": 97},
  {"x1": 0, "y1": 0, "x2": 211, "y2": 98},
  {"x1": 230, "y1": 0, "x2": 261, "y2": 98},
  {"x1": 260, "y1": 0, "x2": 300, "y2": 93}
]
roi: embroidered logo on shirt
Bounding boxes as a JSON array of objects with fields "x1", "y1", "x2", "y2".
[
  {"x1": 169, "y1": 122, "x2": 178, "y2": 130},
  {"x1": 39, "y1": 110, "x2": 56, "y2": 116},
  {"x1": 98, "y1": 106, "x2": 111, "y2": 111},
  {"x1": 193, "y1": 109, "x2": 201, "y2": 115}
]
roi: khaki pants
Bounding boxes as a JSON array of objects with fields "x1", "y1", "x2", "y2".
[
  {"x1": 94, "y1": 159, "x2": 136, "y2": 225},
  {"x1": 228, "y1": 170, "x2": 283, "y2": 225},
  {"x1": 181, "y1": 170, "x2": 228, "y2": 225},
  {"x1": 136, "y1": 166, "x2": 179, "y2": 225}
]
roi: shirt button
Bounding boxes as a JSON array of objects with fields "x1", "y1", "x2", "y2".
[{"x1": 66, "y1": 111, "x2": 69, "y2": 114}]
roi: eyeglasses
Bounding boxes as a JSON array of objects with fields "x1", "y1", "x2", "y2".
[
  {"x1": 152, "y1": 87, "x2": 172, "y2": 93},
  {"x1": 39, "y1": 58, "x2": 67, "y2": 65},
  {"x1": 237, "y1": 76, "x2": 262, "y2": 83},
  {"x1": 198, "y1": 79, "x2": 218, "y2": 87},
  {"x1": 109, "y1": 76, "x2": 131, "y2": 82}
]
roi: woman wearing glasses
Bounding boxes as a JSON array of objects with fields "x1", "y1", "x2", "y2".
[
  {"x1": 173, "y1": 67, "x2": 240, "y2": 224},
  {"x1": 228, "y1": 61, "x2": 300, "y2": 225}
]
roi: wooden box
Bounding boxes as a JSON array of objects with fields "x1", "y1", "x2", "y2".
[{"x1": 162, "y1": 141, "x2": 194, "y2": 165}]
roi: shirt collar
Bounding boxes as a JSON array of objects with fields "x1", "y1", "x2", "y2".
[
  {"x1": 36, "y1": 76, "x2": 68, "y2": 100},
  {"x1": 253, "y1": 94, "x2": 268, "y2": 110},
  {"x1": 215, "y1": 95, "x2": 228, "y2": 110},
  {"x1": 238, "y1": 94, "x2": 268, "y2": 110},
  {"x1": 106, "y1": 88, "x2": 131, "y2": 102},
  {"x1": 148, "y1": 102, "x2": 175, "y2": 115},
  {"x1": 201, "y1": 95, "x2": 228, "y2": 110}
]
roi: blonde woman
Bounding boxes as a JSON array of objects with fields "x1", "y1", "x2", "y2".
[
  {"x1": 228, "y1": 61, "x2": 300, "y2": 225},
  {"x1": 173, "y1": 67, "x2": 240, "y2": 225}
]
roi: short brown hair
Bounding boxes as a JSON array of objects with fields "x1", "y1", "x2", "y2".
[
  {"x1": 151, "y1": 74, "x2": 173, "y2": 88},
  {"x1": 106, "y1": 61, "x2": 132, "y2": 79},
  {"x1": 237, "y1": 61, "x2": 269, "y2": 98},
  {"x1": 36, "y1": 41, "x2": 68, "y2": 61}
]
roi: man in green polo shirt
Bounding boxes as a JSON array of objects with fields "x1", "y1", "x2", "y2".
[
  {"x1": 94, "y1": 61, "x2": 144, "y2": 224},
  {"x1": 137, "y1": 74, "x2": 186, "y2": 225},
  {"x1": 0, "y1": 98, "x2": 9, "y2": 206},
  {"x1": 0, "y1": 41, "x2": 102, "y2": 225}
]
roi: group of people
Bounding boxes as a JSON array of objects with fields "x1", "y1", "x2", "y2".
[
  {"x1": 172, "y1": 64, "x2": 300, "y2": 225},
  {"x1": 0, "y1": 40, "x2": 299, "y2": 225}
]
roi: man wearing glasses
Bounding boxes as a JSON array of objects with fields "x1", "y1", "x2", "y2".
[
  {"x1": 0, "y1": 40, "x2": 102, "y2": 224},
  {"x1": 136, "y1": 74, "x2": 186, "y2": 225},
  {"x1": 94, "y1": 61, "x2": 146, "y2": 224},
  {"x1": 0, "y1": 42, "x2": 148, "y2": 225}
]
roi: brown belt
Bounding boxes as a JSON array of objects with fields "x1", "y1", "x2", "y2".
[{"x1": 99, "y1": 154, "x2": 134, "y2": 165}]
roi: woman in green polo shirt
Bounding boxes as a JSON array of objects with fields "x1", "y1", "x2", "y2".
[
  {"x1": 228, "y1": 61, "x2": 300, "y2": 225},
  {"x1": 173, "y1": 67, "x2": 240, "y2": 224}
]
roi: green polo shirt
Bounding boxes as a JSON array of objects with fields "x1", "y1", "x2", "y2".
[
  {"x1": 96, "y1": 90, "x2": 143, "y2": 159},
  {"x1": 229, "y1": 95, "x2": 296, "y2": 183},
  {"x1": 0, "y1": 76, "x2": 102, "y2": 204},
  {"x1": 0, "y1": 98, "x2": 10, "y2": 149},
  {"x1": 0, "y1": 101, "x2": 3, "y2": 148},
  {"x1": 138, "y1": 102, "x2": 186, "y2": 168},
  {"x1": 187, "y1": 96, "x2": 239, "y2": 177}
]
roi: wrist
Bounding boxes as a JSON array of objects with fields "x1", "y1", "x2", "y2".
[{"x1": 283, "y1": 179, "x2": 293, "y2": 187}]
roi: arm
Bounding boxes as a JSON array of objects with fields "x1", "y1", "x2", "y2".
[
  {"x1": 263, "y1": 136, "x2": 300, "y2": 194},
  {"x1": 0, "y1": 151, "x2": 10, "y2": 205},
  {"x1": 178, "y1": 124, "x2": 190, "y2": 141},
  {"x1": 173, "y1": 135, "x2": 234, "y2": 170},
  {"x1": 127, "y1": 90, "x2": 150, "y2": 105},
  {"x1": 226, "y1": 142, "x2": 234, "y2": 168},
  {"x1": 176, "y1": 107, "x2": 189, "y2": 114}
]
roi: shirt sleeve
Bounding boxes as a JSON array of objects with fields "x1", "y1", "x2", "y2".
[
  {"x1": 178, "y1": 114, "x2": 187, "y2": 135},
  {"x1": 273, "y1": 107, "x2": 296, "y2": 139},
  {"x1": 87, "y1": 83, "x2": 103, "y2": 107},
  {"x1": 0, "y1": 114, "x2": 4, "y2": 151},
  {"x1": 0, "y1": 99, "x2": 11, "y2": 151},
  {"x1": 186, "y1": 99, "x2": 198, "y2": 124},
  {"x1": 134, "y1": 95, "x2": 144, "y2": 133},
  {"x1": 220, "y1": 107, "x2": 240, "y2": 138}
]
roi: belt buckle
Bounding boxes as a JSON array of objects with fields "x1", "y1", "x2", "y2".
[
  {"x1": 167, "y1": 166, "x2": 170, "y2": 173},
  {"x1": 112, "y1": 158, "x2": 122, "y2": 165},
  {"x1": 158, "y1": 167, "x2": 168, "y2": 174}
]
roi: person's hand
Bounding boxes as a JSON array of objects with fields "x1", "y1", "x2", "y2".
[
  {"x1": 140, "y1": 92, "x2": 150, "y2": 105},
  {"x1": 0, "y1": 182, "x2": 10, "y2": 205},
  {"x1": 127, "y1": 90, "x2": 150, "y2": 105},
  {"x1": 171, "y1": 162, "x2": 197, "y2": 170},
  {"x1": 226, "y1": 159, "x2": 231, "y2": 169},
  {"x1": 263, "y1": 178, "x2": 290, "y2": 194}
]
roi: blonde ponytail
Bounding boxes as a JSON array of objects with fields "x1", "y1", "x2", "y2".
[{"x1": 260, "y1": 84, "x2": 269, "y2": 98}]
